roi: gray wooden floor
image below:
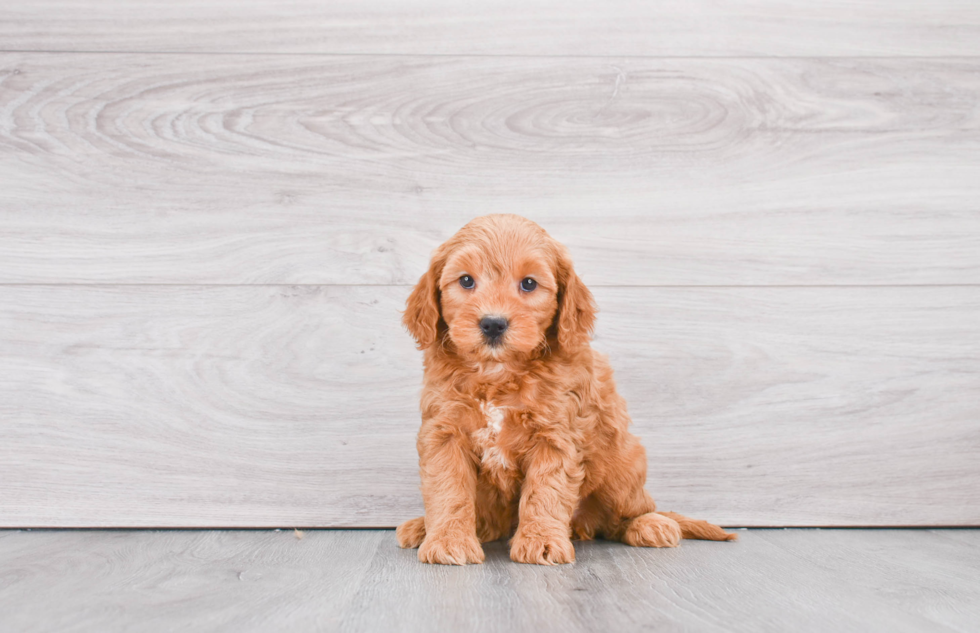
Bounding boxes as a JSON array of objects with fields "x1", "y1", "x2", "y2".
[{"x1": 1, "y1": 529, "x2": 978, "y2": 632}]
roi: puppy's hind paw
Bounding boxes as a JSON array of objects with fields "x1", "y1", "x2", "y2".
[
  {"x1": 396, "y1": 516, "x2": 427, "y2": 549},
  {"x1": 622, "y1": 512, "x2": 681, "y2": 548}
]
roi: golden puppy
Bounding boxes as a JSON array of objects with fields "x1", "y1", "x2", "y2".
[{"x1": 397, "y1": 214, "x2": 734, "y2": 565}]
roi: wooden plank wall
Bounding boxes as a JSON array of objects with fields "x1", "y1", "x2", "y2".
[{"x1": 1, "y1": 1, "x2": 978, "y2": 527}]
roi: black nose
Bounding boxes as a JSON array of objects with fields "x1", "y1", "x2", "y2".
[{"x1": 480, "y1": 316, "x2": 509, "y2": 341}]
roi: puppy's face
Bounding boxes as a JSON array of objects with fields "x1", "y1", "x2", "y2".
[
  {"x1": 438, "y1": 239, "x2": 557, "y2": 361},
  {"x1": 404, "y1": 215, "x2": 597, "y2": 361}
]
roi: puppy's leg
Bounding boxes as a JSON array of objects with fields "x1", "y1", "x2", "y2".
[
  {"x1": 396, "y1": 516, "x2": 426, "y2": 548},
  {"x1": 598, "y1": 475, "x2": 681, "y2": 547},
  {"x1": 617, "y1": 507, "x2": 735, "y2": 546},
  {"x1": 510, "y1": 438, "x2": 582, "y2": 565},
  {"x1": 595, "y1": 435, "x2": 735, "y2": 545},
  {"x1": 415, "y1": 422, "x2": 485, "y2": 565},
  {"x1": 619, "y1": 510, "x2": 736, "y2": 545}
]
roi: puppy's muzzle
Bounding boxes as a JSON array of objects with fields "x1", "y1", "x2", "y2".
[{"x1": 479, "y1": 315, "x2": 509, "y2": 345}]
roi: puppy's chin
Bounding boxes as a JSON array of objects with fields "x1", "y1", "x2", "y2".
[
  {"x1": 455, "y1": 338, "x2": 509, "y2": 362},
  {"x1": 481, "y1": 343, "x2": 506, "y2": 362},
  {"x1": 449, "y1": 334, "x2": 544, "y2": 365}
]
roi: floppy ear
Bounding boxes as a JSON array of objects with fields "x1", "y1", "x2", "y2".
[
  {"x1": 403, "y1": 250, "x2": 446, "y2": 350},
  {"x1": 554, "y1": 247, "x2": 597, "y2": 349}
]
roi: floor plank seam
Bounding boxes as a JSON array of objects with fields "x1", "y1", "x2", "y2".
[{"x1": 5, "y1": 49, "x2": 980, "y2": 60}]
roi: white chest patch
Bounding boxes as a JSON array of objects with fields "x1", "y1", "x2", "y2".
[
  {"x1": 482, "y1": 362, "x2": 506, "y2": 378},
  {"x1": 480, "y1": 401, "x2": 505, "y2": 434},
  {"x1": 475, "y1": 400, "x2": 512, "y2": 471}
]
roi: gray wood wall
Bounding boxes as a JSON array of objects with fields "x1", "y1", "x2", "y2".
[{"x1": 2, "y1": 1, "x2": 978, "y2": 527}]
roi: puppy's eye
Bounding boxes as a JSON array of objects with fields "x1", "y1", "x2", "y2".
[
  {"x1": 459, "y1": 275, "x2": 475, "y2": 289},
  {"x1": 520, "y1": 277, "x2": 537, "y2": 292}
]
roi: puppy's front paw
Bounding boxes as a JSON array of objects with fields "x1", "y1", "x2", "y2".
[
  {"x1": 622, "y1": 512, "x2": 681, "y2": 548},
  {"x1": 510, "y1": 530, "x2": 575, "y2": 565},
  {"x1": 418, "y1": 531, "x2": 485, "y2": 565}
]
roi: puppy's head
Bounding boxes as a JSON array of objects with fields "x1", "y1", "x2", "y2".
[{"x1": 404, "y1": 215, "x2": 596, "y2": 360}]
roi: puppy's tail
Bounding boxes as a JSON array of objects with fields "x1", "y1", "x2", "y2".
[{"x1": 657, "y1": 511, "x2": 738, "y2": 542}]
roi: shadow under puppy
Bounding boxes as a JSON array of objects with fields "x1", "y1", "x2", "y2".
[{"x1": 398, "y1": 214, "x2": 735, "y2": 565}]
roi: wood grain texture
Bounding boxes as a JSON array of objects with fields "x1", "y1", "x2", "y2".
[
  {"x1": 0, "y1": 529, "x2": 387, "y2": 632},
  {"x1": 2, "y1": 285, "x2": 977, "y2": 527},
  {"x1": 2, "y1": 1, "x2": 980, "y2": 56},
  {"x1": 345, "y1": 529, "x2": 980, "y2": 633},
  {"x1": 2, "y1": 54, "x2": 979, "y2": 285},
  {"x1": 3, "y1": 2, "x2": 979, "y2": 533},
  {"x1": 754, "y1": 529, "x2": 980, "y2": 632},
  {"x1": 1, "y1": 529, "x2": 978, "y2": 632}
]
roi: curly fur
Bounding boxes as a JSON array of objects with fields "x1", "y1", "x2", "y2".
[{"x1": 397, "y1": 214, "x2": 735, "y2": 565}]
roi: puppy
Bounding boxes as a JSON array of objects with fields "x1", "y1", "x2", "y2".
[{"x1": 397, "y1": 214, "x2": 735, "y2": 565}]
